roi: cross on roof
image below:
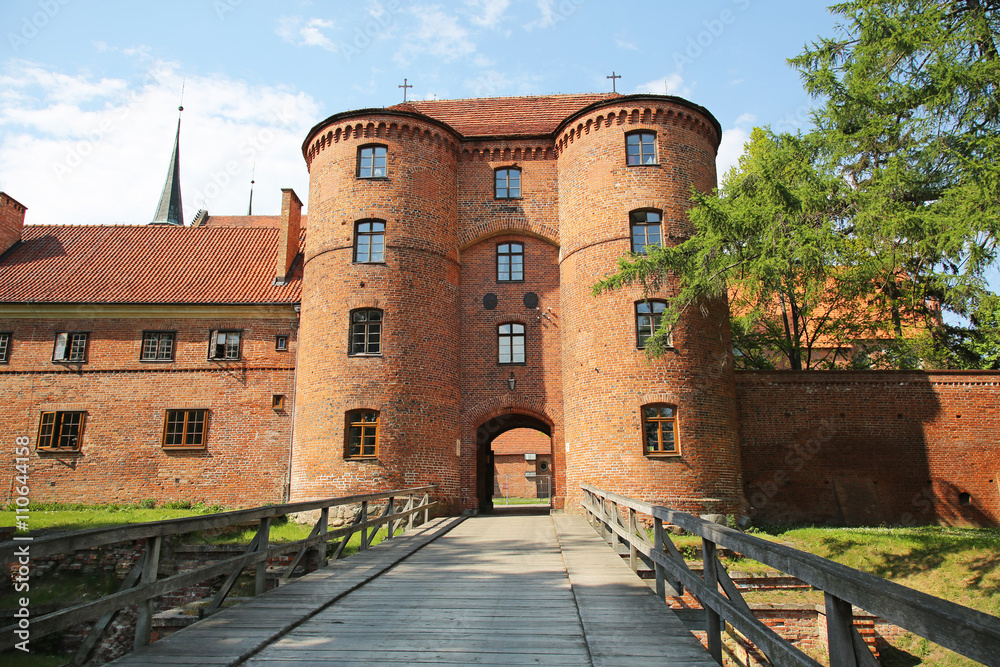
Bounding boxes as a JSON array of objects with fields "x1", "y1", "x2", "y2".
[
  {"x1": 607, "y1": 71, "x2": 621, "y2": 93},
  {"x1": 399, "y1": 78, "x2": 413, "y2": 103}
]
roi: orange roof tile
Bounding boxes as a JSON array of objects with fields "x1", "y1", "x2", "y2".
[
  {"x1": 387, "y1": 93, "x2": 620, "y2": 137},
  {"x1": 0, "y1": 225, "x2": 302, "y2": 304},
  {"x1": 201, "y1": 214, "x2": 308, "y2": 229}
]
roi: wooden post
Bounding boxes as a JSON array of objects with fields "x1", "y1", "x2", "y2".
[
  {"x1": 599, "y1": 497, "x2": 608, "y2": 542},
  {"x1": 653, "y1": 518, "x2": 666, "y2": 600},
  {"x1": 422, "y1": 493, "x2": 430, "y2": 525},
  {"x1": 255, "y1": 517, "x2": 271, "y2": 596},
  {"x1": 826, "y1": 592, "x2": 859, "y2": 667},
  {"x1": 406, "y1": 495, "x2": 415, "y2": 530},
  {"x1": 360, "y1": 501, "x2": 369, "y2": 551},
  {"x1": 133, "y1": 536, "x2": 161, "y2": 650},
  {"x1": 318, "y1": 507, "x2": 329, "y2": 568},
  {"x1": 703, "y1": 539, "x2": 722, "y2": 665},
  {"x1": 385, "y1": 497, "x2": 395, "y2": 540},
  {"x1": 628, "y1": 508, "x2": 638, "y2": 572}
]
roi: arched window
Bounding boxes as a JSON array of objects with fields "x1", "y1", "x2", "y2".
[
  {"x1": 635, "y1": 300, "x2": 669, "y2": 348},
  {"x1": 630, "y1": 210, "x2": 662, "y2": 254},
  {"x1": 498, "y1": 322, "x2": 525, "y2": 364},
  {"x1": 497, "y1": 242, "x2": 524, "y2": 282},
  {"x1": 495, "y1": 167, "x2": 521, "y2": 198},
  {"x1": 642, "y1": 404, "x2": 678, "y2": 455},
  {"x1": 354, "y1": 220, "x2": 385, "y2": 263},
  {"x1": 357, "y1": 145, "x2": 387, "y2": 178},
  {"x1": 350, "y1": 309, "x2": 383, "y2": 355},
  {"x1": 626, "y1": 131, "x2": 657, "y2": 165},
  {"x1": 345, "y1": 409, "x2": 379, "y2": 458}
]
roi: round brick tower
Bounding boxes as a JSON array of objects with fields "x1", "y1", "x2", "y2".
[
  {"x1": 556, "y1": 95, "x2": 743, "y2": 514},
  {"x1": 291, "y1": 111, "x2": 463, "y2": 511}
]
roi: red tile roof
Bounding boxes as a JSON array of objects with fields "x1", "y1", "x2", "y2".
[
  {"x1": 0, "y1": 225, "x2": 302, "y2": 304},
  {"x1": 201, "y1": 215, "x2": 308, "y2": 229},
  {"x1": 389, "y1": 93, "x2": 620, "y2": 137}
]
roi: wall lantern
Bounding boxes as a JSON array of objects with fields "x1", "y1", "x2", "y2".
[{"x1": 507, "y1": 371, "x2": 516, "y2": 391}]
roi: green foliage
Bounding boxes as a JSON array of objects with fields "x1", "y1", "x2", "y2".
[{"x1": 596, "y1": 1, "x2": 1000, "y2": 369}]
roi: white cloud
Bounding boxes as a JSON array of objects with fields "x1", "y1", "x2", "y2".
[
  {"x1": 466, "y1": 0, "x2": 510, "y2": 28},
  {"x1": 276, "y1": 16, "x2": 338, "y2": 52},
  {"x1": 615, "y1": 33, "x2": 638, "y2": 51},
  {"x1": 716, "y1": 115, "x2": 757, "y2": 186},
  {"x1": 0, "y1": 59, "x2": 320, "y2": 225},
  {"x1": 524, "y1": 0, "x2": 555, "y2": 30},
  {"x1": 396, "y1": 6, "x2": 476, "y2": 63},
  {"x1": 634, "y1": 73, "x2": 691, "y2": 98}
]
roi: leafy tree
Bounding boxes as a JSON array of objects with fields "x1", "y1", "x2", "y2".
[
  {"x1": 791, "y1": 0, "x2": 1000, "y2": 358},
  {"x1": 597, "y1": 0, "x2": 1000, "y2": 369}
]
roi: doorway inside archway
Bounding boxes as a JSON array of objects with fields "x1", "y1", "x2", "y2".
[{"x1": 475, "y1": 414, "x2": 552, "y2": 514}]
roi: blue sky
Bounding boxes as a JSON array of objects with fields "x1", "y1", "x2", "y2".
[{"x1": 0, "y1": 0, "x2": 843, "y2": 225}]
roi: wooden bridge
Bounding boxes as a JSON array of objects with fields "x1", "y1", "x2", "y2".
[
  {"x1": 2, "y1": 486, "x2": 998, "y2": 666},
  {"x1": 111, "y1": 512, "x2": 716, "y2": 666}
]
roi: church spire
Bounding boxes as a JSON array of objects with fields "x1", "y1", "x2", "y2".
[{"x1": 151, "y1": 104, "x2": 184, "y2": 225}]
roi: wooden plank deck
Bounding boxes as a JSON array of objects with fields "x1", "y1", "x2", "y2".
[{"x1": 114, "y1": 513, "x2": 716, "y2": 666}]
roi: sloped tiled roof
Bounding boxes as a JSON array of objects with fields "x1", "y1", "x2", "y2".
[
  {"x1": 0, "y1": 225, "x2": 302, "y2": 304},
  {"x1": 388, "y1": 93, "x2": 620, "y2": 137},
  {"x1": 201, "y1": 214, "x2": 308, "y2": 229}
]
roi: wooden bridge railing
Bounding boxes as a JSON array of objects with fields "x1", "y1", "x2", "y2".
[
  {"x1": 581, "y1": 483, "x2": 1000, "y2": 667},
  {"x1": 0, "y1": 486, "x2": 437, "y2": 663}
]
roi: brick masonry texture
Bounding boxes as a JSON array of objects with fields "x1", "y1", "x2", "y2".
[
  {"x1": 0, "y1": 314, "x2": 296, "y2": 505},
  {"x1": 0, "y1": 93, "x2": 998, "y2": 527},
  {"x1": 738, "y1": 370, "x2": 1000, "y2": 526}
]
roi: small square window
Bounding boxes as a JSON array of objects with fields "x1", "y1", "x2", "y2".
[
  {"x1": 630, "y1": 210, "x2": 662, "y2": 254},
  {"x1": 498, "y1": 323, "x2": 525, "y2": 364},
  {"x1": 495, "y1": 168, "x2": 521, "y2": 199},
  {"x1": 626, "y1": 131, "x2": 657, "y2": 165},
  {"x1": 345, "y1": 409, "x2": 379, "y2": 459},
  {"x1": 208, "y1": 330, "x2": 241, "y2": 360},
  {"x1": 643, "y1": 404, "x2": 678, "y2": 455},
  {"x1": 53, "y1": 332, "x2": 88, "y2": 363},
  {"x1": 272, "y1": 394, "x2": 286, "y2": 411},
  {"x1": 636, "y1": 301, "x2": 670, "y2": 348},
  {"x1": 37, "y1": 411, "x2": 86, "y2": 451},
  {"x1": 0, "y1": 332, "x2": 11, "y2": 363},
  {"x1": 354, "y1": 220, "x2": 386, "y2": 263},
  {"x1": 276, "y1": 335, "x2": 289, "y2": 352},
  {"x1": 497, "y1": 243, "x2": 524, "y2": 282},
  {"x1": 163, "y1": 409, "x2": 208, "y2": 449},
  {"x1": 358, "y1": 145, "x2": 387, "y2": 178},
  {"x1": 141, "y1": 331, "x2": 175, "y2": 361},
  {"x1": 350, "y1": 309, "x2": 383, "y2": 355}
]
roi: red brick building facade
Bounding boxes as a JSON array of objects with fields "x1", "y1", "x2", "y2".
[{"x1": 0, "y1": 94, "x2": 997, "y2": 525}]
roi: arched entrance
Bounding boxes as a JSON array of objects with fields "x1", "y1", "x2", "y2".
[{"x1": 475, "y1": 413, "x2": 552, "y2": 513}]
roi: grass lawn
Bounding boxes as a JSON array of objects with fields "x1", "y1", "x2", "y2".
[
  {"x1": 491, "y1": 496, "x2": 551, "y2": 505},
  {"x1": 0, "y1": 504, "x2": 225, "y2": 533}
]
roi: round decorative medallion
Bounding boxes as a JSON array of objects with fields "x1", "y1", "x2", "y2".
[{"x1": 483, "y1": 293, "x2": 498, "y2": 310}]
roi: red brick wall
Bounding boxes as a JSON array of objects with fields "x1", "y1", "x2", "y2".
[
  {"x1": 0, "y1": 192, "x2": 26, "y2": 255},
  {"x1": 0, "y1": 312, "x2": 296, "y2": 505},
  {"x1": 493, "y1": 453, "x2": 552, "y2": 498},
  {"x1": 557, "y1": 100, "x2": 744, "y2": 514},
  {"x1": 292, "y1": 113, "x2": 464, "y2": 511},
  {"x1": 737, "y1": 370, "x2": 1000, "y2": 526},
  {"x1": 492, "y1": 428, "x2": 551, "y2": 455}
]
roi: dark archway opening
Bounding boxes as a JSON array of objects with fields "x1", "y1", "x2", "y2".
[{"x1": 475, "y1": 413, "x2": 551, "y2": 514}]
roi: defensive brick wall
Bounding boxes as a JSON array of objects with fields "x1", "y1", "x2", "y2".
[
  {"x1": 0, "y1": 314, "x2": 296, "y2": 505},
  {"x1": 737, "y1": 370, "x2": 1000, "y2": 526}
]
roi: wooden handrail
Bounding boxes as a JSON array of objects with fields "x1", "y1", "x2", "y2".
[
  {"x1": 581, "y1": 483, "x2": 1000, "y2": 667},
  {"x1": 0, "y1": 486, "x2": 438, "y2": 656}
]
